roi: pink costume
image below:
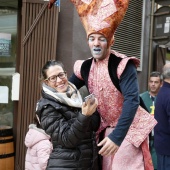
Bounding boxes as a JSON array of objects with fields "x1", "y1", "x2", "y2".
[{"x1": 74, "y1": 50, "x2": 157, "y2": 170}]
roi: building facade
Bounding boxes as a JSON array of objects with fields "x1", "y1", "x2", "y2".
[{"x1": 0, "y1": 0, "x2": 169, "y2": 169}]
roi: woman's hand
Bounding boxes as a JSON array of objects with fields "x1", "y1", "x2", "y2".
[{"x1": 82, "y1": 98, "x2": 98, "y2": 116}]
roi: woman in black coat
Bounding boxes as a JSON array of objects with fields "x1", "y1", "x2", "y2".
[{"x1": 36, "y1": 60, "x2": 100, "y2": 170}]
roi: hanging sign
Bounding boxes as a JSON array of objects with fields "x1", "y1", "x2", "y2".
[{"x1": 0, "y1": 33, "x2": 11, "y2": 57}]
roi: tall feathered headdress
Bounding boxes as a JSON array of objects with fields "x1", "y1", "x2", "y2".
[
  {"x1": 49, "y1": 0, "x2": 129, "y2": 46},
  {"x1": 71, "y1": 0, "x2": 129, "y2": 45}
]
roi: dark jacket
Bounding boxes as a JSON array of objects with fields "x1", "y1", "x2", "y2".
[
  {"x1": 154, "y1": 82, "x2": 170, "y2": 156},
  {"x1": 36, "y1": 90, "x2": 100, "y2": 170}
]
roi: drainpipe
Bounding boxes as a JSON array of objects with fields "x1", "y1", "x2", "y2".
[{"x1": 148, "y1": 0, "x2": 155, "y2": 75}]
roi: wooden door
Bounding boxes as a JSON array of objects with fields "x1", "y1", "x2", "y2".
[
  {"x1": 14, "y1": 0, "x2": 58, "y2": 169},
  {"x1": 153, "y1": 45, "x2": 166, "y2": 73}
]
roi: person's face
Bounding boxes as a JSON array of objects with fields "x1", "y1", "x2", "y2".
[
  {"x1": 44, "y1": 65, "x2": 68, "y2": 93},
  {"x1": 148, "y1": 77, "x2": 162, "y2": 95},
  {"x1": 88, "y1": 34, "x2": 109, "y2": 61}
]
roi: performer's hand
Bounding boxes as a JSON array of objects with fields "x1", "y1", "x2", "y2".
[
  {"x1": 48, "y1": 0, "x2": 57, "y2": 9},
  {"x1": 97, "y1": 137, "x2": 119, "y2": 156}
]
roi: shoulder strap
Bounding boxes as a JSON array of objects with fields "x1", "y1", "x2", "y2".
[
  {"x1": 108, "y1": 53, "x2": 122, "y2": 92},
  {"x1": 80, "y1": 58, "x2": 93, "y2": 89}
]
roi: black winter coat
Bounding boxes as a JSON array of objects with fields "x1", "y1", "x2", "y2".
[{"x1": 36, "y1": 91, "x2": 100, "y2": 170}]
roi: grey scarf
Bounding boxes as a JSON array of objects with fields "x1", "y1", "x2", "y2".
[{"x1": 42, "y1": 82, "x2": 83, "y2": 108}]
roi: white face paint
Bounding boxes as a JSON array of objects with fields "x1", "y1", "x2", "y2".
[{"x1": 88, "y1": 34, "x2": 109, "y2": 61}]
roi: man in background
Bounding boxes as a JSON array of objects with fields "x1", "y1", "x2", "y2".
[
  {"x1": 140, "y1": 71, "x2": 163, "y2": 170},
  {"x1": 154, "y1": 63, "x2": 170, "y2": 170}
]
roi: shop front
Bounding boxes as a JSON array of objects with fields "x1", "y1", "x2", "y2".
[
  {"x1": 1, "y1": 0, "x2": 169, "y2": 170},
  {"x1": 0, "y1": 1, "x2": 18, "y2": 169},
  {"x1": 0, "y1": 0, "x2": 59, "y2": 169},
  {"x1": 0, "y1": 1, "x2": 18, "y2": 130}
]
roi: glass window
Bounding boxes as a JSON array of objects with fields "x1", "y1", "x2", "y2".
[{"x1": 0, "y1": 1, "x2": 18, "y2": 127}]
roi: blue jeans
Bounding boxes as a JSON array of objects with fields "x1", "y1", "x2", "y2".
[{"x1": 157, "y1": 153, "x2": 170, "y2": 170}]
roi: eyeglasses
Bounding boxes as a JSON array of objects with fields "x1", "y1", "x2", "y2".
[{"x1": 45, "y1": 72, "x2": 67, "y2": 83}]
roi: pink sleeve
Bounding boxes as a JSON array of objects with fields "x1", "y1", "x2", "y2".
[
  {"x1": 73, "y1": 60, "x2": 85, "y2": 80},
  {"x1": 111, "y1": 50, "x2": 140, "y2": 79},
  {"x1": 37, "y1": 140, "x2": 52, "y2": 170},
  {"x1": 125, "y1": 106, "x2": 157, "y2": 147},
  {"x1": 117, "y1": 57, "x2": 140, "y2": 79}
]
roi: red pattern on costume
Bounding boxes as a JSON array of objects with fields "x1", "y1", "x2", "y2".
[
  {"x1": 81, "y1": 0, "x2": 92, "y2": 5},
  {"x1": 73, "y1": 50, "x2": 156, "y2": 169},
  {"x1": 74, "y1": 50, "x2": 157, "y2": 148},
  {"x1": 125, "y1": 106, "x2": 156, "y2": 147},
  {"x1": 111, "y1": 50, "x2": 140, "y2": 79},
  {"x1": 88, "y1": 0, "x2": 117, "y2": 31},
  {"x1": 88, "y1": 55, "x2": 123, "y2": 129},
  {"x1": 102, "y1": 127, "x2": 145, "y2": 170},
  {"x1": 73, "y1": 60, "x2": 84, "y2": 80},
  {"x1": 141, "y1": 139, "x2": 154, "y2": 170}
]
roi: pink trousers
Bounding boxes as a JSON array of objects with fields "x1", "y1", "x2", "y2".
[{"x1": 102, "y1": 127, "x2": 153, "y2": 170}]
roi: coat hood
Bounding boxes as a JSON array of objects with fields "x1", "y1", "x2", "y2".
[{"x1": 25, "y1": 124, "x2": 50, "y2": 148}]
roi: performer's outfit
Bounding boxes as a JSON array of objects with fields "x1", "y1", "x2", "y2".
[
  {"x1": 49, "y1": 0, "x2": 158, "y2": 169},
  {"x1": 69, "y1": 50, "x2": 157, "y2": 170}
]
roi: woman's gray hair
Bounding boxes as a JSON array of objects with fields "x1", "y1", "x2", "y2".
[{"x1": 162, "y1": 63, "x2": 170, "y2": 80}]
